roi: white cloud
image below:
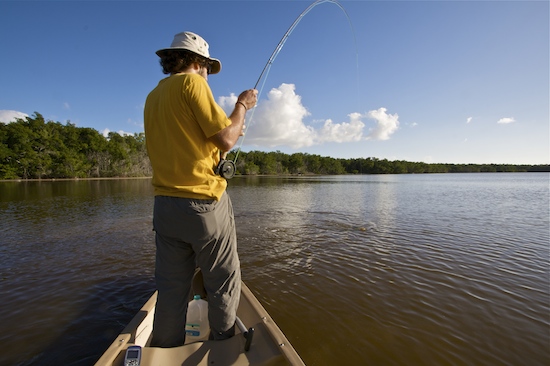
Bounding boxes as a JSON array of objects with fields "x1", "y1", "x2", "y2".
[
  {"x1": 466, "y1": 117, "x2": 473, "y2": 124},
  {"x1": 365, "y1": 107, "x2": 400, "y2": 141},
  {"x1": 218, "y1": 93, "x2": 239, "y2": 110},
  {"x1": 317, "y1": 113, "x2": 364, "y2": 144},
  {"x1": 0, "y1": 110, "x2": 28, "y2": 123},
  {"x1": 247, "y1": 84, "x2": 315, "y2": 148},
  {"x1": 497, "y1": 117, "x2": 515, "y2": 124},
  {"x1": 218, "y1": 83, "x2": 399, "y2": 149},
  {"x1": 63, "y1": 102, "x2": 70, "y2": 110},
  {"x1": 101, "y1": 128, "x2": 134, "y2": 138}
]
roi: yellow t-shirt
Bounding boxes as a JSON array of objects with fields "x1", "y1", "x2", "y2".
[{"x1": 144, "y1": 73, "x2": 231, "y2": 200}]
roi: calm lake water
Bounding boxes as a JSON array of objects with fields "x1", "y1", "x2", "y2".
[{"x1": 1, "y1": 173, "x2": 548, "y2": 365}]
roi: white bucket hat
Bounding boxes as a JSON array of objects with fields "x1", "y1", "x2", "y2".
[{"x1": 156, "y1": 31, "x2": 221, "y2": 74}]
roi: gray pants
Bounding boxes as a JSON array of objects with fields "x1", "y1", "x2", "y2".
[{"x1": 150, "y1": 192, "x2": 241, "y2": 347}]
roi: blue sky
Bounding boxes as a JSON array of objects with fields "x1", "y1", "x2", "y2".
[{"x1": 1, "y1": 0, "x2": 548, "y2": 165}]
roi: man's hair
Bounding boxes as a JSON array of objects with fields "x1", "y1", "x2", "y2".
[{"x1": 159, "y1": 50, "x2": 208, "y2": 75}]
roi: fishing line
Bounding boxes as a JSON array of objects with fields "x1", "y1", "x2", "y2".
[{"x1": 227, "y1": 0, "x2": 359, "y2": 174}]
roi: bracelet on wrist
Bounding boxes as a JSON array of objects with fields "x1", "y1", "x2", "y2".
[{"x1": 236, "y1": 101, "x2": 247, "y2": 111}]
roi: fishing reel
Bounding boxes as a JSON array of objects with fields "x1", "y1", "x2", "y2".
[{"x1": 215, "y1": 159, "x2": 236, "y2": 179}]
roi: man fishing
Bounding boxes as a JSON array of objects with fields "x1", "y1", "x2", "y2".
[{"x1": 144, "y1": 31, "x2": 257, "y2": 347}]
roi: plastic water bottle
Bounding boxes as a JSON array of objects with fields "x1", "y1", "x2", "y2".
[{"x1": 185, "y1": 295, "x2": 209, "y2": 340}]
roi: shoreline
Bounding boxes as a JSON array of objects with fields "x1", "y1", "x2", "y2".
[
  {"x1": 1, "y1": 170, "x2": 548, "y2": 184},
  {"x1": 0, "y1": 176, "x2": 153, "y2": 183}
]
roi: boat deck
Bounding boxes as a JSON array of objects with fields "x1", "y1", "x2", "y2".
[{"x1": 94, "y1": 283, "x2": 304, "y2": 366}]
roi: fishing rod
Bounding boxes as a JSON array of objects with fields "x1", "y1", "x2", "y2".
[
  {"x1": 253, "y1": 0, "x2": 351, "y2": 90},
  {"x1": 217, "y1": 0, "x2": 357, "y2": 179}
]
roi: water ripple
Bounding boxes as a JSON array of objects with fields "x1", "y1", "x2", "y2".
[{"x1": 2, "y1": 175, "x2": 549, "y2": 365}]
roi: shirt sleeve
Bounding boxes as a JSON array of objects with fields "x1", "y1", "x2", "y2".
[{"x1": 184, "y1": 74, "x2": 232, "y2": 138}]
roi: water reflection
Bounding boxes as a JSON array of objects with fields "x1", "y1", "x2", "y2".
[
  {"x1": 230, "y1": 179, "x2": 316, "y2": 281},
  {"x1": 1, "y1": 179, "x2": 156, "y2": 365},
  {"x1": 229, "y1": 174, "x2": 550, "y2": 365},
  {"x1": 1, "y1": 174, "x2": 549, "y2": 365}
]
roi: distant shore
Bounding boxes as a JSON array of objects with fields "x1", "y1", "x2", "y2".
[{"x1": 2, "y1": 170, "x2": 549, "y2": 184}]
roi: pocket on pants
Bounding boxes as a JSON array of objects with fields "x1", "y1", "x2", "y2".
[
  {"x1": 153, "y1": 195, "x2": 227, "y2": 245},
  {"x1": 188, "y1": 198, "x2": 217, "y2": 214}
]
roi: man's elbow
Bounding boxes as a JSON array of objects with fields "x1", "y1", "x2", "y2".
[
  {"x1": 209, "y1": 135, "x2": 235, "y2": 152},
  {"x1": 218, "y1": 141, "x2": 235, "y2": 152}
]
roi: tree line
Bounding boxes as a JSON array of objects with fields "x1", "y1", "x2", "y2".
[
  {"x1": 227, "y1": 151, "x2": 549, "y2": 175},
  {"x1": 0, "y1": 113, "x2": 151, "y2": 179},
  {"x1": 1, "y1": 113, "x2": 548, "y2": 180}
]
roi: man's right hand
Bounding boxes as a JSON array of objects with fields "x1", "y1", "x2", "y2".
[{"x1": 236, "y1": 89, "x2": 258, "y2": 111}]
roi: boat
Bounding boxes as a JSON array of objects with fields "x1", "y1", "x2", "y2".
[{"x1": 94, "y1": 275, "x2": 305, "y2": 366}]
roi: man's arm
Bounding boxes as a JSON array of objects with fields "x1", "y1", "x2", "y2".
[{"x1": 209, "y1": 89, "x2": 258, "y2": 152}]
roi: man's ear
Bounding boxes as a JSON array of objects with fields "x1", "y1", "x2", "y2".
[{"x1": 192, "y1": 62, "x2": 202, "y2": 71}]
